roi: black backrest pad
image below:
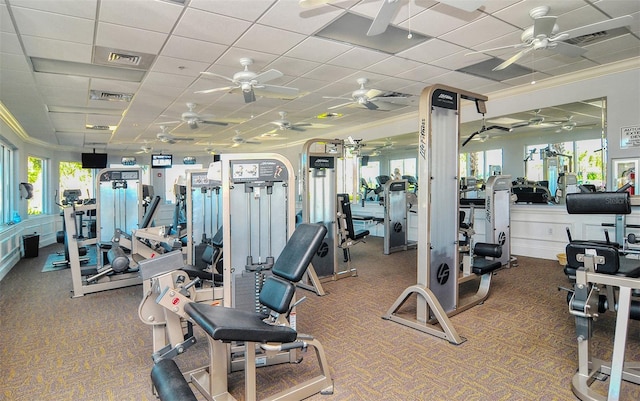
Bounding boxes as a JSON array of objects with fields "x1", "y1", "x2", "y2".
[
  {"x1": 259, "y1": 276, "x2": 296, "y2": 314},
  {"x1": 565, "y1": 242, "x2": 620, "y2": 274},
  {"x1": 566, "y1": 192, "x2": 631, "y2": 215},
  {"x1": 271, "y1": 223, "x2": 327, "y2": 283},
  {"x1": 474, "y1": 242, "x2": 502, "y2": 258},
  {"x1": 337, "y1": 194, "x2": 356, "y2": 239}
]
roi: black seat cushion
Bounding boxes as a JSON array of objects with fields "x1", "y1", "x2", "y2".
[
  {"x1": 472, "y1": 258, "x2": 501, "y2": 275},
  {"x1": 185, "y1": 302, "x2": 297, "y2": 343}
]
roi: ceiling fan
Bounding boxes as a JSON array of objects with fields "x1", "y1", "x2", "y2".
[
  {"x1": 154, "y1": 125, "x2": 199, "y2": 144},
  {"x1": 135, "y1": 144, "x2": 153, "y2": 154},
  {"x1": 196, "y1": 58, "x2": 299, "y2": 103},
  {"x1": 470, "y1": 6, "x2": 633, "y2": 71},
  {"x1": 324, "y1": 78, "x2": 408, "y2": 110},
  {"x1": 269, "y1": 111, "x2": 312, "y2": 132},
  {"x1": 299, "y1": 0, "x2": 485, "y2": 36},
  {"x1": 230, "y1": 132, "x2": 261, "y2": 148},
  {"x1": 159, "y1": 103, "x2": 230, "y2": 129}
]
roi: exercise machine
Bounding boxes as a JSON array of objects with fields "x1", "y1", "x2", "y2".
[
  {"x1": 336, "y1": 193, "x2": 369, "y2": 272},
  {"x1": 383, "y1": 85, "x2": 503, "y2": 344},
  {"x1": 382, "y1": 179, "x2": 416, "y2": 255},
  {"x1": 484, "y1": 175, "x2": 513, "y2": 267},
  {"x1": 150, "y1": 224, "x2": 334, "y2": 401},
  {"x1": 299, "y1": 139, "x2": 341, "y2": 296},
  {"x1": 54, "y1": 189, "x2": 92, "y2": 268},
  {"x1": 67, "y1": 168, "x2": 144, "y2": 297},
  {"x1": 185, "y1": 169, "x2": 222, "y2": 268}
]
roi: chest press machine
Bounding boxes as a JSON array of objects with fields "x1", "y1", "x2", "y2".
[
  {"x1": 383, "y1": 85, "x2": 504, "y2": 344},
  {"x1": 563, "y1": 191, "x2": 640, "y2": 401}
]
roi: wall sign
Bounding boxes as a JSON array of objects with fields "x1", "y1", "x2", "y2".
[{"x1": 620, "y1": 125, "x2": 640, "y2": 148}]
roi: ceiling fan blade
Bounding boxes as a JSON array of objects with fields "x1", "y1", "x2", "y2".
[
  {"x1": 466, "y1": 43, "x2": 525, "y2": 55},
  {"x1": 365, "y1": 88, "x2": 385, "y2": 99},
  {"x1": 253, "y1": 69, "x2": 283, "y2": 84},
  {"x1": 195, "y1": 86, "x2": 237, "y2": 94},
  {"x1": 438, "y1": 0, "x2": 485, "y2": 12},
  {"x1": 492, "y1": 47, "x2": 533, "y2": 71},
  {"x1": 291, "y1": 126, "x2": 307, "y2": 132},
  {"x1": 200, "y1": 120, "x2": 229, "y2": 126},
  {"x1": 556, "y1": 15, "x2": 633, "y2": 42},
  {"x1": 328, "y1": 101, "x2": 354, "y2": 110},
  {"x1": 533, "y1": 15, "x2": 557, "y2": 37},
  {"x1": 367, "y1": 0, "x2": 402, "y2": 36},
  {"x1": 255, "y1": 84, "x2": 299, "y2": 99},
  {"x1": 299, "y1": 0, "x2": 331, "y2": 7},
  {"x1": 363, "y1": 101, "x2": 379, "y2": 110},
  {"x1": 551, "y1": 41, "x2": 587, "y2": 57},
  {"x1": 200, "y1": 71, "x2": 235, "y2": 83},
  {"x1": 243, "y1": 89, "x2": 256, "y2": 103},
  {"x1": 156, "y1": 120, "x2": 181, "y2": 125}
]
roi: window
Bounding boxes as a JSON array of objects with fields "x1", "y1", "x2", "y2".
[
  {"x1": 460, "y1": 149, "x2": 502, "y2": 181},
  {"x1": 525, "y1": 144, "x2": 546, "y2": 182},
  {"x1": 575, "y1": 139, "x2": 605, "y2": 189},
  {"x1": 27, "y1": 156, "x2": 46, "y2": 215},
  {"x1": 59, "y1": 161, "x2": 94, "y2": 201},
  {"x1": 0, "y1": 141, "x2": 13, "y2": 225},
  {"x1": 390, "y1": 157, "x2": 417, "y2": 179},
  {"x1": 360, "y1": 161, "x2": 380, "y2": 189}
]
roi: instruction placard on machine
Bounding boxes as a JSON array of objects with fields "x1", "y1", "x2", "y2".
[{"x1": 231, "y1": 160, "x2": 288, "y2": 183}]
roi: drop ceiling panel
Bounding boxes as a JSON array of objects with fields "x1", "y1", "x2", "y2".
[
  {"x1": 0, "y1": 51, "x2": 30, "y2": 71},
  {"x1": 212, "y1": 48, "x2": 279, "y2": 70},
  {"x1": 397, "y1": 38, "x2": 465, "y2": 63},
  {"x1": 439, "y1": 15, "x2": 519, "y2": 48},
  {"x1": 98, "y1": 0, "x2": 183, "y2": 33},
  {"x1": 404, "y1": 4, "x2": 483, "y2": 37},
  {"x1": 302, "y1": 63, "x2": 358, "y2": 82},
  {"x1": 96, "y1": 22, "x2": 168, "y2": 54},
  {"x1": 11, "y1": 7, "x2": 94, "y2": 43},
  {"x1": 364, "y1": 56, "x2": 422, "y2": 76},
  {"x1": 9, "y1": 0, "x2": 97, "y2": 18},
  {"x1": 39, "y1": 86, "x2": 89, "y2": 106},
  {"x1": 188, "y1": 0, "x2": 276, "y2": 22},
  {"x1": 285, "y1": 36, "x2": 352, "y2": 63},
  {"x1": 49, "y1": 113, "x2": 86, "y2": 130},
  {"x1": 0, "y1": 5, "x2": 15, "y2": 34},
  {"x1": 172, "y1": 8, "x2": 252, "y2": 45},
  {"x1": 0, "y1": 32, "x2": 21, "y2": 53},
  {"x1": 161, "y1": 36, "x2": 228, "y2": 63},
  {"x1": 234, "y1": 24, "x2": 306, "y2": 55},
  {"x1": 259, "y1": 1, "x2": 344, "y2": 34},
  {"x1": 326, "y1": 47, "x2": 389, "y2": 70},
  {"x1": 265, "y1": 56, "x2": 320, "y2": 77},
  {"x1": 396, "y1": 63, "x2": 450, "y2": 82},
  {"x1": 20, "y1": 36, "x2": 92, "y2": 63},
  {"x1": 35, "y1": 73, "x2": 89, "y2": 90},
  {"x1": 150, "y1": 55, "x2": 210, "y2": 77},
  {"x1": 583, "y1": 33, "x2": 640, "y2": 60}
]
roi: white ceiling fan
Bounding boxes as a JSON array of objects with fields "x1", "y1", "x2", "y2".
[
  {"x1": 324, "y1": 78, "x2": 408, "y2": 110},
  {"x1": 269, "y1": 111, "x2": 313, "y2": 132},
  {"x1": 158, "y1": 103, "x2": 230, "y2": 129},
  {"x1": 196, "y1": 58, "x2": 299, "y2": 103},
  {"x1": 135, "y1": 144, "x2": 153, "y2": 154},
  {"x1": 230, "y1": 131, "x2": 261, "y2": 148},
  {"x1": 469, "y1": 6, "x2": 633, "y2": 71},
  {"x1": 299, "y1": 0, "x2": 485, "y2": 36},
  {"x1": 154, "y1": 125, "x2": 200, "y2": 144}
]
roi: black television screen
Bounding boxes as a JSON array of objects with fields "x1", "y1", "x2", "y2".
[
  {"x1": 151, "y1": 154, "x2": 172, "y2": 168},
  {"x1": 81, "y1": 153, "x2": 108, "y2": 169}
]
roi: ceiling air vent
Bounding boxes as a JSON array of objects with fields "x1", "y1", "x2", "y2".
[
  {"x1": 85, "y1": 124, "x2": 112, "y2": 131},
  {"x1": 90, "y1": 90, "x2": 133, "y2": 102},
  {"x1": 108, "y1": 52, "x2": 141, "y2": 66},
  {"x1": 565, "y1": 31, "x2": 608, "y2": 45}
]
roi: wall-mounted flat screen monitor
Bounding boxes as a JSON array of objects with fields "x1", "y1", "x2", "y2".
[
  {"x1": 151, "y1": 154, "x2": 172, "y2": 168},
  {"x1": 81, "y1": 153, "x2": 108, "y2": 169}
]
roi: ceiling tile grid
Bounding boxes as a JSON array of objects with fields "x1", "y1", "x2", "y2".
[{"x1": 0, "y1": 0, "x2": 638, "y2": 153}]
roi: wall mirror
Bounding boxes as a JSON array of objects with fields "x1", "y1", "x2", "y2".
[{"x1": 358, "y1": 97, "x2": 607, "y2": 198}]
